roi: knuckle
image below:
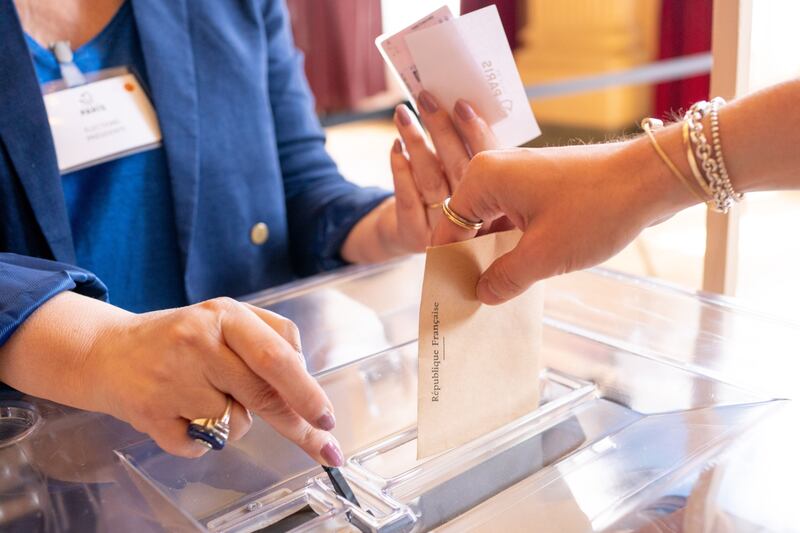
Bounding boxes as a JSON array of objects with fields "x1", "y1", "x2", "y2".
[
  {"x1": 468, "y1": 151, "x2": 494, "y2": 174},
  {"x1": 280, "y1": 319, "x2": 302, "y2": 352},
  {"x1": 395, "y1": 192, "x2": 416, "y2": 210},
  {"x1": 199, "y1": 296, "x2": 237, "y2": 314},
  {"x1": 296, "y1": 423, "x2": 318, "y2": 449},
  {"x1": 405, "y1": 135, "x2": 428, "y2": 153},
  {"x1": 255, "y1": 341, "x2": 292, "y2": 373},
  {"x1": 248, "y1": 385, "x2": 283, "y2": 415},
  {"x1": 165, "y1": 319, "x2": 200, "y2": 348},
  {"x1": 134, "y1": 395, "x2": 166, "y2": 423}
]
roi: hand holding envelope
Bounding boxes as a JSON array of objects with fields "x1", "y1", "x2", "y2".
[{"x1": 378, "y1": 7, "x2": 546, "y2": 458}]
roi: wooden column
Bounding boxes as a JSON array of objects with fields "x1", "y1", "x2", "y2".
[{"x1": 702, "y1": 0, "x2": 752, "y2": 295}]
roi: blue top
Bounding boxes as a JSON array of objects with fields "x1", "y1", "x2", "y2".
[
  {"x1": 24, "y1": 2, "x2": 186, "y2": 312},
  {"x1": 0, "y1": 0, "x2": 391, "y2": 345}
]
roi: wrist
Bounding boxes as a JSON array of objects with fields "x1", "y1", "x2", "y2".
[
  {"x1": 616, "y1": 126, "x2": 700, "y2": 226},
  {"x1": 342, "y1": 197, "x2": 404, "y2": 263},
  {"x1": 83, "y1": 304, "x2": 137, "y2": 416}
]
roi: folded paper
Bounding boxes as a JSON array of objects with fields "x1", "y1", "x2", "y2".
[{"x1": 417, "y1": 230, "x2": 544, "y2": 458}]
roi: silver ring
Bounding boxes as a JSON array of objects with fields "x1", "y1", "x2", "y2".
[{"x1": 187, "y1": 396, "x2": 232, "y2": 450}]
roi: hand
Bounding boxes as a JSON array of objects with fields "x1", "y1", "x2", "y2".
[
  {"x1": 0, "y1": 292, "x2": 344, "y2": 465},
  {"x1": 341, "y1": 91, "x2": 497, "y2": 262},
  {"x1": 433, "y1": 136, "x2": 698, "y2": 305}
]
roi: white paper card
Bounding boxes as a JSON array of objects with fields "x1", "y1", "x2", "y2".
[
  {"x1": 43, "y1": 73, "x2": 162, "y2": 173},
  {"x1": 376, "y1": 6, "x2": 455, "y2": 101},
  {"x1": 405, "y1": 6, "x2": 540, "y2": 148}
]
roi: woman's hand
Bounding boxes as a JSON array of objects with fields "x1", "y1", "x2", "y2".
[
  {"x1": 433, "y1": 134, "x2": 700, "y2": 305},
  {"x1": 341, "y1": 91, "x2": 497, "y2": 262},
  {"x1": 0, "y1": 292, "x2": 344, "y2": 465}
]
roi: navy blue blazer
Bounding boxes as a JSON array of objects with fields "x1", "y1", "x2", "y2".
[{"x1": 0, "y1": 0, "x2": 390, "y2": 343}]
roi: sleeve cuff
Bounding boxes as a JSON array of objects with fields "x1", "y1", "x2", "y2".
[
  {"x1": 0, "y1": 254, "x2": 108, "y2": 345},
  {"x1": 313, "y1": 187, "x2": 393, "y2": 274}
]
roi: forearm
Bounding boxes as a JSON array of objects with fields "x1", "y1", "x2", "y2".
[
  {"x1": 0, "y1": 291, "x2": 130, "y2": 411},
  {"x1": 718, "y1": 79, "x2": 800, "y2": 192},
  {"x1": 619, "y1": 78, "x2": 800, "y2": 222}
]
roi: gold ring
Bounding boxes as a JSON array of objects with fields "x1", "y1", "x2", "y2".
[
  {"x1": 442, "y1": 197, "x2": 483, "y2": 231},
  {"x1": 426, "y1": 202, "x2": 443, "y2": 210}
]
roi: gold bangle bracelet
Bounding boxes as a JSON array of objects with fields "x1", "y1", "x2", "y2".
[
  {"x1": 640, "y1": 118, "x2": 708, "y2": 203},
  {"x1": 682, "y1": 120, "x2": 715, "y2": 199}
]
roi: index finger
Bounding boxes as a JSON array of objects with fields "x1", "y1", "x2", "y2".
[
  {"x1": 221, "y1": 305, "x2": 335, "y2": 431},
  {"x1": 417, "y1": 91, "x2": 471, "y2": 190}
]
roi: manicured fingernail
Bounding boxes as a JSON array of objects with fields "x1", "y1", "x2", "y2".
[
  {"x1": 395, "y1": 105, "x2": 412, "y2": 126},
  {"x1": 455, "y1": 99, "x2": 476, "y2": 121},
  {"x1": 316, "y1": 410, "x2": 336, "y2": 431},
  {"x1": 392, "y1": 139, "x2": 403, "y2": 153},
  {"x1": 419, "y1": 90, "x2": 439, "y2": 114},
  {"x1": 321, "y1": 439, "x2": 344, "y2": 467}
]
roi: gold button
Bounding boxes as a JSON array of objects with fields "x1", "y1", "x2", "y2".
[{"x1": 250, "y1": 222, "x2": 269, "y2": 245}]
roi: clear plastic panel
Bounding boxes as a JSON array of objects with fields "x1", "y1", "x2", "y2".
[{"x1": 115, "y1": 329, "x2": 781, "y2": 532}]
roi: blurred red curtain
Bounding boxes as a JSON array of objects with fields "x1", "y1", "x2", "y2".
[
  {"x1": 655, "y1": 0, "x2": 713, "y2": 119},
  {"x1": 287, "y1": 0, "x2": 386, "y2": 113},
  {"x1": 461, "y1": 0, "x2": 521, "y2": 49}
]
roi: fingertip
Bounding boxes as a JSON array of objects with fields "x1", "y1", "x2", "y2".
[
  {"x1": 418, "y1": 90, "x2": 439, "y2": 114},
  {"x1": 394, "y1": 104, "x2": 412, "y2": 127},
  {"x1": 392, "y1": 138, "x2": 403, "y2": 154},
  {"x1": 320, "y1": 436, "x2": 344, "y2": 467},
  {"x1": 476, "y1": 276, "x2": 504, "y2": 305},
  {"x1": 315, "y1": 409, "x2": 336, "y2": 431},
  {"x1": 454, "y1": 99, "x2": 477, "y2": 122}
]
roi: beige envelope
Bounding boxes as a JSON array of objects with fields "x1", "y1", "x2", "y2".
[{"x1": 417, "y1": 230, "x2": 544, "y2": 458}]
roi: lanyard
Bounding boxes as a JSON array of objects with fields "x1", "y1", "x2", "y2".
[{"x1": 50, "y1": 41, "x2": 86, "y2": 87}]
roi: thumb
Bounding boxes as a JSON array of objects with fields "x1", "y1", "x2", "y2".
[{"x1": 476, "y1": 235, "x2": 542, "y2": 305}]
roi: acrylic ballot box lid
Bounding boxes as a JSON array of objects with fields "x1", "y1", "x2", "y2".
[{"x1": 1, "y1": 257, "x2": 797, "y2": 532}]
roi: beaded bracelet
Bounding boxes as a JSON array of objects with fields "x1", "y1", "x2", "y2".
[
  {"x1": 683, "y1": 99, "x2": 742, "y2": 213},
  {"x1": 709, "y1": 97, "x2": 743, "y2": 204}
]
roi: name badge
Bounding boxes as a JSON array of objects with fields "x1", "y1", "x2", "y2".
[{"x1": 42, "y1": 68, "x2": 162, "y2": 174}]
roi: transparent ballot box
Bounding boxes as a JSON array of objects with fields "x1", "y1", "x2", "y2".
[{"x1": 1, "y1": 257, "x2": 797, "y2": 532}]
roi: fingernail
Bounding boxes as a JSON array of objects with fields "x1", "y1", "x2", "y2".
[
  {"x1": 320, "y1": 439, "x2": 344, "y2": 467},
  {"x1": 418, "y1": 90, "x2": 439, "y2": 114},
  {"x1": 316, "y1": 410, "x2": 336, "y2": 431},
  {"x1": 392, "y1": 138, "x2": 403, "y2": 154},
  {"x1": 395, "y1": 105, "x2": 412, "y2": 126},
  {"x1": 455, "y1": 99, "x2": 476, "y2": 121}
]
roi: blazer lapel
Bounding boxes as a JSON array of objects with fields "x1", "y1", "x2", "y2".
[
  {"x1": 131, "y1": 0, "x2": 199, "y2": 280},
  {"x1": 0, "y1": 0, "x2": 76, "y2": 262}
]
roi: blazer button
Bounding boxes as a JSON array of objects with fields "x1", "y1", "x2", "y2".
[{"x1": 250, "y1": 222, "x2": 269, "y2": 245}]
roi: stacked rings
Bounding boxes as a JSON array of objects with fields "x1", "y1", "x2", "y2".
[
  {"x1": 442, "y1": 197, "x2": 483, "y2": 231},
  {"x1": 187, "y1": 396, "x2": 233, "y2": 450}
]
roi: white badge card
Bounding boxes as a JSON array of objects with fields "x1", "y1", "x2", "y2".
[{"x1": 42, "y1": 69, "x2": 162, "y2": 174}]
